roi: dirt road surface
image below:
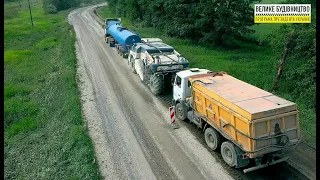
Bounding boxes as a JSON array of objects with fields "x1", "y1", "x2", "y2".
[{"x1": 68, "y1": 4, "x2": 316, "y2": 180}]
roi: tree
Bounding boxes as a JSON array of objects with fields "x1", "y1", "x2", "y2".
[
  {"x1": 163, "y1": 0, "x2": 198, "y2": 38},
  {"x1": 266, "y1": 3, "x2": 316, "y2": 109},
  {"x1": 196, "y1": 0, "x2": 255, "y2": 45},
  {"x1": 112, "y1": 0, "x2": 256, "y2": 45}
]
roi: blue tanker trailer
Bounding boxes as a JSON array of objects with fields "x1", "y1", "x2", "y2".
[
  {"x1": 104, "y1": 18, "x2": 121, "y2": 44},
  {"x1": 105, "y1": 20, "x2": 141, "y2": 58}
]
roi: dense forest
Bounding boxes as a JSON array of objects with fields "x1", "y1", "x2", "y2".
[
  {"x1": 107, "y1": 0, "x2": 316, "y2": 110},
  {"x1": 109, "y1": 0, "x2": 256, "y2": 46}
]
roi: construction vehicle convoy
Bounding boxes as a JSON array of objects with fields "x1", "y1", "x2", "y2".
[
  {"x1": 103, "y1": 18, "x2": 301, "y2": 173},
  {"x1": 104, "y1": 19, "x2": 189, "y2": 95},
  {"x1": 172, "y1": 68, "x2": 301, "y2": 173}
]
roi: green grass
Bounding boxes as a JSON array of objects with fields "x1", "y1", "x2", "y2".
[
  {"x1": 97, "y1": 6, "x2": 316, "y2": 147},
  {"x1": 4, "y1": 1, "x2": 102, "y2": 179}
]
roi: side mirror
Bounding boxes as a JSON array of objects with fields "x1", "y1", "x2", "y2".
[{"x1": 172, "y1": 76, "x2": 176, "y2": 86}]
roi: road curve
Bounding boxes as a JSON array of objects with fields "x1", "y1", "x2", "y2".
[{"x1": 68, "y1": 4, "x2": 234, "y2": 180}]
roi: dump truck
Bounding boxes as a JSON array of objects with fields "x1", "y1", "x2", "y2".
[
  {"x1": 172, "y1": 68, "x2": 301, "y2": 173},
  {"x1": 104, "y1": 18, "x2": 141, "y2": 58},
  {"x1": 128, "y1": 38, "x2": 189, "y2": 95}
]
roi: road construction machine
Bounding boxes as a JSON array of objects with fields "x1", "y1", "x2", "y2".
[{"x1": 129, "y1": 38, "x2": 189, "y2": 95}]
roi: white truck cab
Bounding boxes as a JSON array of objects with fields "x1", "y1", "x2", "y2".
[
  {"x1": 173, "y1": 68, "x2": 212, "y2": 120},
  {"x1": 173, "y1": 68, "x2": 212, "y2": 102}
]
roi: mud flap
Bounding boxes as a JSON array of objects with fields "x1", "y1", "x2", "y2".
[{"x1": 243, "y1": 157, "x2": 289, "y2": 173}]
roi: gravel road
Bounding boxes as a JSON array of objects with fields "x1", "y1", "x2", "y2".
[{"x1": 68, "y1": 3, "x2": 316, "y2": 180}]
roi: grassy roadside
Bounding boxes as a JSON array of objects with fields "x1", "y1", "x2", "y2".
[
  {"x1": 97, "y1": 6, "x2": 315, "y2": 148},
  {"x1": 4, "y1": 1, "x2": 102, "y2": 179}
]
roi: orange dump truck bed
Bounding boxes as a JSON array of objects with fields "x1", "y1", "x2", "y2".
[{"x1": 189, "y1": 73, "x2": 300, "y2": 157}]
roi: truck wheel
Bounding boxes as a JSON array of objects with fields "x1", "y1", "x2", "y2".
[
  {"x1": 175, "y1": 102, "x2": 186, "y2": 121},
  {"x1": 204, "y1": 127, "x2": 222, "y2": 151},
  {"x1": 106, "y1": 37, "x2": 109, "y2": 43},
  {"x1": 221, "y1": 141, "x2": 250, "y2": 168},
  {"x1": 150, "y1": 75, "x2": 163, "y2": 95},
  {"x1": 221, "y1": 141, "x2": 237, "y2": 167}
]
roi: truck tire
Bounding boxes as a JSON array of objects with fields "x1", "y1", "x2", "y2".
[
  {"x1": 221, "y1": 141, "x2": 250, "y2": 168},
  {"x1": 204, "y1": 127, "x2": 222, "y2": 151},
  {"x1": 150, "y1": 74, "x2": 163, "y2": 95},
  {"x1": 221, "y1": 141, "x2": 237, "y2": 167},
  {"x1": 175, "y1": 102, "x2": 186, "y2": 121},
  {"x1": 143, "y1": 68, "x2": 151, "y2": 83}
]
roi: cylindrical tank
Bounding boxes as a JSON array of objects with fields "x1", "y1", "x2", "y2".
[{"x1": 107, "y1": 25, "x2": 141, "y2": 48}]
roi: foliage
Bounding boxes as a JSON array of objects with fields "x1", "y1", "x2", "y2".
[
  {"x1": 265, "y1": 7, "x2": 316, "y2": 110},
  {"x1": 45, "y1": 4, "x2": 58, "y2": 14},
  {"x1": 196, "y1": 0, "x2": 255, "y2": 46},
  {"x1": 109, "y1": 0, "x2": 257, "y2": 46}
]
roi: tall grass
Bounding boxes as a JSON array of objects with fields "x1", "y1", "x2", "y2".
[{"x1": 4, "y1": 1, "x2": 102, "y2": 179}]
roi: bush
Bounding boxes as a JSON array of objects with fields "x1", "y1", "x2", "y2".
[{"x1": 45, "y1": 4, "x2": 57, "y2": 14}]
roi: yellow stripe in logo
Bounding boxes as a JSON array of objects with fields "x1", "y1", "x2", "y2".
[{"x1": 254, "y1": 15, "x2": 311, "y2": 23}]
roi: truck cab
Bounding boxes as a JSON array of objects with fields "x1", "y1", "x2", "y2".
[
  {"x1": 105, "y1": 18, "x2": 121, "y2": 29},
  {"x1": 173, "y1": 68, "x2": 212, "y2": 102},
  {"x1": 173, "y1": 68, "x2": 212, "y2": 119}
]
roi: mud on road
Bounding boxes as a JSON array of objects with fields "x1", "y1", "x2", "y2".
[{"x1": 68, "y1": 4, "x2": 316, "y2": 180}]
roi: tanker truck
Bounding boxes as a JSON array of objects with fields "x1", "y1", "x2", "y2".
[
  {"x1": 104, "y1": 19, "x2": 141, "y2": 58},
  {"x1": 172, "y1": 68, "x2": 301, "y2": 173},
  {"x1": 128, "y1": 38, "x2": 189, "y2": 95},
  {"x1": 104, "y1": 18, "x2": 121, "y2": 45}
]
